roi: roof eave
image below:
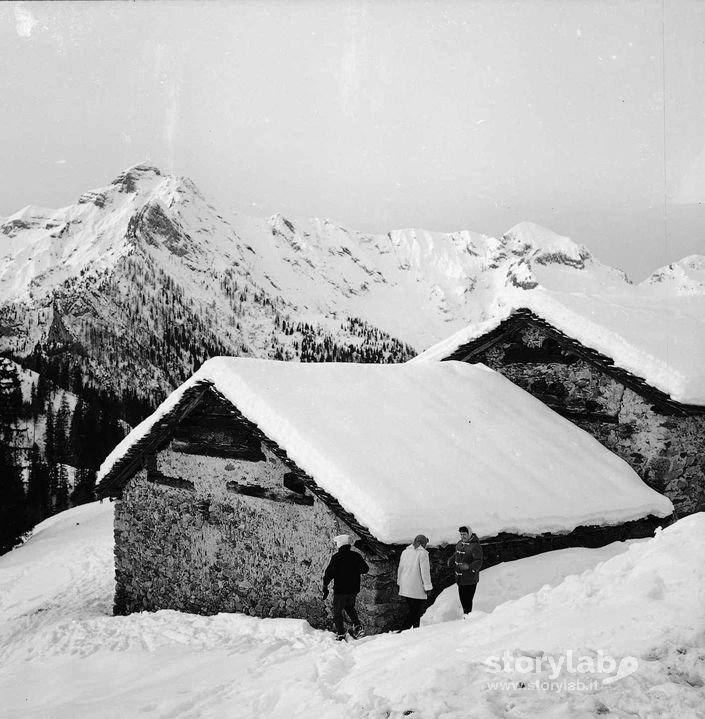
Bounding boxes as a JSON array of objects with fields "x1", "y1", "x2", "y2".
[
  {"x1": 444, "y1": 308, "x2": 705, "y2": 416},
  {"x1": 96, "y1": 380, "x2": 214, "y2": 499}
]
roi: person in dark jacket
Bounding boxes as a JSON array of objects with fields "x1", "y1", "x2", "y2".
[
  {"x1": 448, "y1": 525, "x2": 483, "y2": 614},
  {"x1": 323, "y1": 534, "x2": 369, "y2": 639}
]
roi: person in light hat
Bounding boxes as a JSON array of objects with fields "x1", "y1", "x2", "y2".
[
  {"x1": 322, "y1": 534, "x2": 369, "y2": 640},
  {"x1": 397, "y1": 533, "x2": 433, "y2": 629}
]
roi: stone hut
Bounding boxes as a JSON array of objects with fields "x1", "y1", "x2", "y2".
[
  {"x1": 97, "y1": 357, "x2": 672, "y2": 634},
  {"x1": 416, "y1": 300, "x2": 705, "y2": 518}
]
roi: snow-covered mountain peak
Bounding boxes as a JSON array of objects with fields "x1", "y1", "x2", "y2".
[
  {"x1": 502, "y1": 221, "x2": 590, "y2": 265},
  {"x1": 0, "y1": 205, "x2": 58, "y2": 244},
  {"x1": 641, "y1": 254, "x2": 705, "y2": 295},
  {"x1": 75, "y1": 163, "x2": 172, "y2": 211},
  {"x1": 110, "y1": 163, "x2": 163, "y2": 193},
  {"x1": 3, "y1": 163, "x2": 697, "y2": 377},
  {"x1": 0, "y1": 166, "x2": 229, "y2": 303},
  {"x1": 498, "y1": 221, "x2": 632, "y2": 293},
  {"x1": 4, "y1": 203, "x2": 55, "y2": 223},
  {"x1": 267, "y1": 212, "x2": 305, "y2": 246}
]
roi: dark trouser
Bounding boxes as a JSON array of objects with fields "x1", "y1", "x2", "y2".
[
  {"x1": 333, "y1": 593, "x2": 360, "y2": 635},
  {"x1": 458, "y1": 583, "x2": 477, "y2": 614},
  {"x1": 401, "y1": 597, "x2": 426, "y2": 630}
]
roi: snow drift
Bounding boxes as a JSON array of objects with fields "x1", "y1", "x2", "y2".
[{"x1": 0, "y1": 504, "x2": 703, "y2": 718}]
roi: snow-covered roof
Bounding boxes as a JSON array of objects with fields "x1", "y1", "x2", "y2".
[
  {"x1": 413, "y1": 288, "x2": 705, "y2": 407},
  {"x1": 98, "y1": 358, "x2": 672, "y2": 545}
]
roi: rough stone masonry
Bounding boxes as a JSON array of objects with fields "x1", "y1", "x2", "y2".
[{"x1": 473, "y1": 325, "x2": 705, "y2": 517}]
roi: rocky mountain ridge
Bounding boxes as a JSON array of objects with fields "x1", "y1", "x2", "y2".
[{"x1": 1, "y1": 163, "x2": 702, "y2": 410}]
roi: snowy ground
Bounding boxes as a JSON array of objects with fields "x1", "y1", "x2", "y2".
[{"x1": 1, "y1": 504, "x2": 704, "y2": 719}]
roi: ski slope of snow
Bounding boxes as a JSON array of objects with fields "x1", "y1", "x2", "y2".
[
  {"x1": 97, "y1": 358, "x2": 673, "y2": 544},
  {"x1": 0, "y1": 503, "x2": 703, "y2": 719}
]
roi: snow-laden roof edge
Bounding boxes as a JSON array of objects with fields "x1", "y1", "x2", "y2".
[
  {"x1": 97, "y1": 374, "x2": 208, "y2": 487},
  {"x1": 412, "y1": 288, "x2": 705, "y2": 408}
]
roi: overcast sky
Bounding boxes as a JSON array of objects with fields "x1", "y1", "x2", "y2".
[{"x1": 1, "y1": 0, "x2": 703, "y2": 280}]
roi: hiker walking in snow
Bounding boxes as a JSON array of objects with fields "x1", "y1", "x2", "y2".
[
  {"x1": 397, "y1": 533, "x2": 433, "y2": 629},
  {"x1": 323, "y1": 534, "x2": 369, "y2": 640},
  {"x1": 448, "y1": 525, "x2": 483, "y2": 614}
]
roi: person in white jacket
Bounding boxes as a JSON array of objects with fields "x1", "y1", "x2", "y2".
[{"x1": 397, "y1": 534, "x2": 433, "y2": 630}]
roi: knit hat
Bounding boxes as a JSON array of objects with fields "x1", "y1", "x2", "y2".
[{"x1": 334, "y1": 534, "x2": 351, "y2": 548}]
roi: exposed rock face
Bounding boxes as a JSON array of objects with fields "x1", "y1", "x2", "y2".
[
  {"x1": 45, "y1": 301, "x2": 74, "y2": 347},
  {"x1": 111, "y1": 164, "x2": 162, "y2": 193},
  {"x1": 77, "y1": 191, "x2": 107, "y2": 208},
  {"x1": 474, "y1": 326, "x2": 705, "y2": 517},
  {"x1": 129, "y1": 201, "x2": 193, "y2": 257}
]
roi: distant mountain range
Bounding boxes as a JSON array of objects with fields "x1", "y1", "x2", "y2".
[
  {"x1": 0, "y1": 162, "x2": 702, "y2": 443},
  {"x1": 3, "y1": 163, "x2": 702, "y2": 404}
]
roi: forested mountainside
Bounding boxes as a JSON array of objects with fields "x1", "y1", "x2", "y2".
[{"x1": 0, "y1": 356, "x2": 126, "y2": 552}]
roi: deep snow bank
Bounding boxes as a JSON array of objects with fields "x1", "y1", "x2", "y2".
[
  {"x1": 0, "y1": 504, "x2": 703, "y2": 719},
  {"x1": 422, "y1": 538, "x2": 646, "y2": 624}
]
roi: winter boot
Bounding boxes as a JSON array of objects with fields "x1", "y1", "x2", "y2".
[{"x1": 349, "y1": 624, "x2": 365, "y2": 639}]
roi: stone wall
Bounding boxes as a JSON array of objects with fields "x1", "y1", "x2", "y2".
[
  {"x1": 475, "y1": 326, "x2": 705, "y2": 516},
  {"x1": 113, "y1": 443, "x2": 410, "y2": 633}
]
